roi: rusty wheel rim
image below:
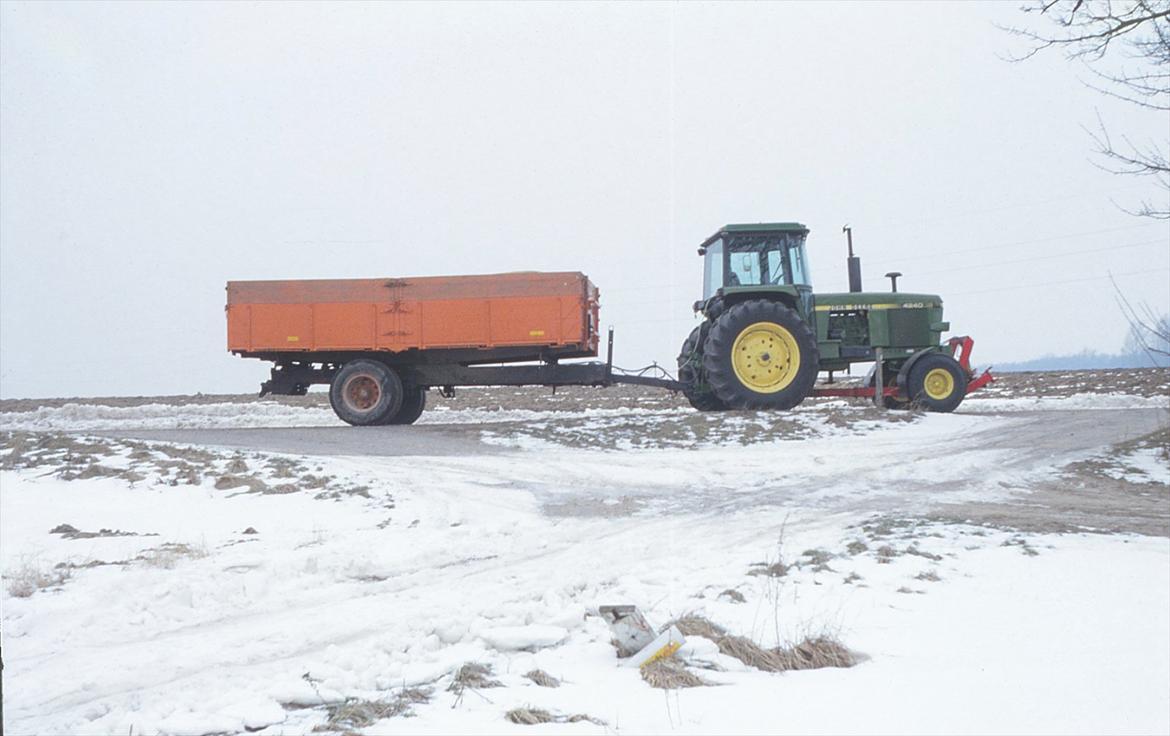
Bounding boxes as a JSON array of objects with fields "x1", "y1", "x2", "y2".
[{"x1": 342, "y1": 374, "x2": 381, "y2": 412}]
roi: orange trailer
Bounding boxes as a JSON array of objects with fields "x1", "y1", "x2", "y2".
[
  {"x1": 227, "y1": 272, "x2": 618, "y2": 425},
  {"x1": 227, "y1": 272, "x2": 600, "y2": 357}
]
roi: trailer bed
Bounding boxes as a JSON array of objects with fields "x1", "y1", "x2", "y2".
[{"x1": 227, "y1": 272, "x2": 600, "y2": 361}]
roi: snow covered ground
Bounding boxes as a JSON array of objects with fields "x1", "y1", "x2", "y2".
[
  {"x1": 2, "y1": 389, "x2": 1168, "y2": 735},
  {"x1": 0, "y1": 391, "x2": 1165, "y2": 433}
]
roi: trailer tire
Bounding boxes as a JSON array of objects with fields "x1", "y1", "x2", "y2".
[
  {"x1": 382, "y1": 386, "x2": 427, "y2": 425},
  {"x1": 907, "y1": 353, "x2": 967, "y2": 413},
  {"x1": 703, "y1": 300, "x2": 819, "y2": 410},
  {"x1": 330, "y1": 360, "x2": 404, "y2": 426},
  {"x1": 677, "y1": 326, "x2": 727, "y2": 411}
]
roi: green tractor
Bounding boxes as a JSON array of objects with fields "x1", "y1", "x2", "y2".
[{"x1": 677, "y1": 222, "x2": 991, "y2": 412}]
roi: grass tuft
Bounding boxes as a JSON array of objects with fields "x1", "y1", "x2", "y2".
[
  {"x1": 670, "y1": 614, "x2": 858, "y2": 673},
  {"x1": 448, "y1": 662, "x2": 501, "y2": 693},
  {"x1": 640, "y1": 656, "x2": 708, "y2": 689},
  {"x1": 505, "y1": 707, "x2": 555, "y2": 725},
  {"x1": 505, "y1": 707, "x2": 605, "y2": 725},
  {"x1": 319, "y1": 688, "x2": 430, "y2": 730},
  {"x1": 523, "y1": 669, "x2": 560, "y2": 688},
  {"x1": 718, "y1": 588, "x2": 747, "y2": 603},
  {"x1": 4, "y1": 560, "x2": 71, "y2": 598}
]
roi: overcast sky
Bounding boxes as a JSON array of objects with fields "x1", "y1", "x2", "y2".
[{"x1": 2, "y1": 1, "x2": 1167, "y2": 399}]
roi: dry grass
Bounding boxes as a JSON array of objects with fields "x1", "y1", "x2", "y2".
[
  {"x1": 773, "y1": 636, "x2": 857, "y2": 670},
  {"x1": 505, "y1": 708, "x2": 604, "y2": 726},
  {"x1": 448, "y1": 662, "x2": 501, "y2": 693},
  {"x1": 4, "y1": 560, "x2": 71, "y2": 598},
  {"x1": 800, "y1": 548, "x2": 834, "y2": 566},
  {"x1": 718, "y1": 588, "x2": 746, "y2": 603},
  {"x1": 318, "y1": 688, "x2": 430, "y2": 730},
  {"x1": 640, "y1": 656, "x2": 708, "y2": 689},
  {"x1": 747, "y1": 560, "x2": 789, "y2": 578},
  {"x1": 671, "y1": 615, "x2": 857, "y2": 673},
  {"x1": 137, "y1": 542, "x2": 207, "y2": 569},
  {"x1": 673, "y1": 614, "x2": 728, "y2": 640},
  {"x1": 1002, "y1": 537, "x2": 1040, "y2": 557},
  {"x1": 523, "y1": 669, "x2": 560, "y2": 688}
]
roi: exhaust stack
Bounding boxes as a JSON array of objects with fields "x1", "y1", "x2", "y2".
[{"x1": 843, "y1": 225, "x2": 862, "y2": 293}]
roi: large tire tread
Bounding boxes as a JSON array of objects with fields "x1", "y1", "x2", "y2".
[
  {"x1": 677, "y1": 325, "x2": 727, "y2": 411},
  {"x1": 329, "y1": 359, "x2": 404, "y2": 426},
  {"x1": 702, "y1": 300, "x2": 819, "y2": 411}
]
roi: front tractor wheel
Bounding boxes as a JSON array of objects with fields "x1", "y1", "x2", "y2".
[
  {"x1": 702, "y1": 300, "x2": 819, "y2": 410},
  {"x1": 907, "y1": 353, "x2": 968, "y2": 413},
  {"x1": 677, "y1": 326, "x2": 727, "y2": 411},
  {"x1": 329, "y1": 359, "x2": 404, "y2": 426}
]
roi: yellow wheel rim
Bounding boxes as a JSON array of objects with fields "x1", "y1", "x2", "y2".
[
  {"x1": 731, "y1": 321, "x2": 801, "y2": 394},
  {"x1": 923, "y1": 367, "x2": 955, "y2": 400}
]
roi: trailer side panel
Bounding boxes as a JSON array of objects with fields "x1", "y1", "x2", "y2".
[{"x1": 227, "y1": 272, "x2": 599, "y2": 358}]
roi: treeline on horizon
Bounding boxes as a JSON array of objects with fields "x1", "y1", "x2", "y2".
[{"x1": 995, "y1": 350, "x2": 1170, "y2": 372}]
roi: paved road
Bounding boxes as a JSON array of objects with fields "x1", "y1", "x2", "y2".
[
  {"x1": 102, "y1": 407, "x2": 1168, "y2": 535},
  {"x1": 102, "y1": 407, "x2": 1167, "y2": 460}
]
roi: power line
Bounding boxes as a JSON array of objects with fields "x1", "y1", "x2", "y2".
[
  {"x1": 870, "y1": 182, "x2": 1159, "y2": 230},
  {"x1": 912, "y1": 238, "x2": 1167, "y2": 277},
  {"x1": 948, "y1": 268, "x2": 1169, "y2": 297},
  {"x1": 870, "y1": 222, "x2": 1167, "y2": 266}
]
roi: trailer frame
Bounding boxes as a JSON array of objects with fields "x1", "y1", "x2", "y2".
[{"x1": 254, "y1": 328, "x2": 991, "y2": 404}]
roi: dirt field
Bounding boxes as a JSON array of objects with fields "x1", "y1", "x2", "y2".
[{"x1": 2, "y1": 367, "x2": 1167, "y2": 413}]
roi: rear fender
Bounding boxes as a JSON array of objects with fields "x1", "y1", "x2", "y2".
[{"x1": 895, "y1": 346, "x2": 943, "y2": 393}]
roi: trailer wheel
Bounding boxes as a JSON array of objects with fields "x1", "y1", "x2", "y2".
[
  {"x1": 382, "y1": 387, "x2": 427, "y2": 425},
  {"x1": 907, "y1": 353, "x2": 967, "y2": 413},
  {"x1": 702, "y1": 300, "x2": 819, "y2": 410},
  {"x1": 677, "y1": 326, "x2": 727, "y2": 411},
  {"x1": 330, "y1": 360, "x2": 403, "y2": 426}
]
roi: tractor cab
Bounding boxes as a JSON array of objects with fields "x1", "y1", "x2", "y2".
[{"x1": 696, "y1": 223, "x2": 814, "y2": 318}]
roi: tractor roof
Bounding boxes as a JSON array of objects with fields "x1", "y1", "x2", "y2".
[{"x1": 698, "y1": 222, "x2": 809, "y2": 251}]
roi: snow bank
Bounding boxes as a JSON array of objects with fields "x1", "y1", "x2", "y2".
[
  {"x1": 0, "y1": 402, "x2": 689, "y2": 432},
  {"x1": 960, "y1": 392, "x2": 1168, "y2": 413},
  {"x1": 0, "y1": 401, "x2": 343, "y2": 431}
]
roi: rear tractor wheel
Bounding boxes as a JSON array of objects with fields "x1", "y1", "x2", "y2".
[
  {"x1": 677, "y1": 326, "x2": 727, "y2": 411},
  {"x1": 702, "y1": 300, "x2": 819, "y2": 410},
  {"x1": 907, "y1": 353, "x2": 968, "y2": 413},
  {"x1": 329, "y1": 359, "x2": 404, "y2": 426}
]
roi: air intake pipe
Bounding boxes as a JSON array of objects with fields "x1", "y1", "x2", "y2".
[{"x1": 843, "y1": 225, "x2": 862, "y2": 293}]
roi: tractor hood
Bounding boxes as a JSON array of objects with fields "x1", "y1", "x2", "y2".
[{"x1": 813, "y1": 292, "x2": 942, "y2": 312}]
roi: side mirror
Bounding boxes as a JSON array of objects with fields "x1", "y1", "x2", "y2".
[{"x1": 740, "y1": 254, "x2": 752, "y2": 269}]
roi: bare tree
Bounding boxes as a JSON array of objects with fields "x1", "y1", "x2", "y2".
[
  {"x1": 1112, "y1": 273, "x2": 1170, "y2": 365},
  {"x1": 1005, "y1": 1, "x2": 1170, "y2": 218}
]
